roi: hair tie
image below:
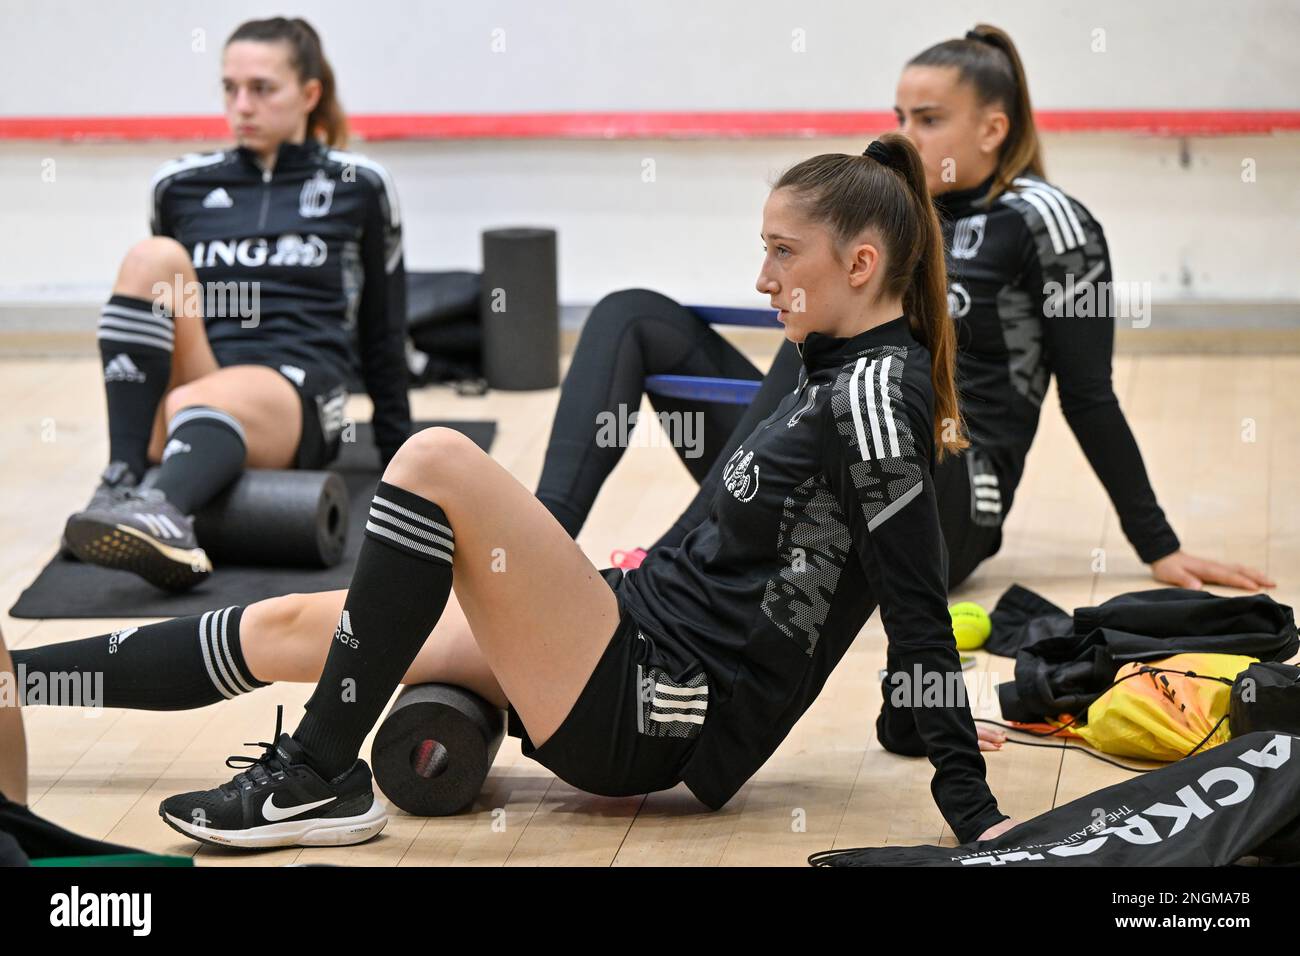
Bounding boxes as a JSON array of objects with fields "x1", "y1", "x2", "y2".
[
  {"x1": 862, "y1": 139, "x2": 893, "y2": 167},
  {"x1": 965, "y1": 29, "x2": 992, "y2": 44}
]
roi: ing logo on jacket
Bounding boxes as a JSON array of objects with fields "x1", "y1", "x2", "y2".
[{"x1": 722, "y1": 446, "x2": 760, "y2": 502}]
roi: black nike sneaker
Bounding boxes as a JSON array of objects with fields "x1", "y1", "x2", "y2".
[
  {"x1": 159, "y1": 708, "x2": 387, "y2": 849},
  {"x1": 60, "y1": 460, "x2": 139, "y2": 559},
  {"x1": 62, "y1": 485, "x2": 212, "y2": 591}
]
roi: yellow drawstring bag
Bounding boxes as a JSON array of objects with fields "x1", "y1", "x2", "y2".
[{"x1": 1052, "y1": 653, "x2": 1257, "y2": 761}]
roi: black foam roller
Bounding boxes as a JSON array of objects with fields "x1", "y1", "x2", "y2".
[
  {"x1": 189, "y1": 469, "x2": 349, "y2": 568},
  {"x1": 371, "y1": 683, "x2": 506, "y2": 816},
  {"x1": 480, "y1": 227, "x2": 559, "y2": 390}
]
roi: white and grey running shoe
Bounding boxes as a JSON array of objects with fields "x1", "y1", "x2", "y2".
[
  {"x1": 60, "y1": 460, "x2": 139, "y2": 558},
  {"x1": 63, "y1": 486, "x2": 212, "y2": 591}
]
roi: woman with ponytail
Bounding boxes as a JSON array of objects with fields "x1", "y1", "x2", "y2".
[
  {"x1": 116, "y1": 136, "x2": 1010, "y2": 849},
  {"x1": 895, "y1": 23, "x2": 1271, "y2": 592},
  {"x1": 61, "y1": 16, "x2": 411, "y2": 592},
  {"x1": 538, "y1": 23, "x2": 1272, "y2": 597}
]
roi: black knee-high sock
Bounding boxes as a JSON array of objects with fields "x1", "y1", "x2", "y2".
[
  {"x1": 151, "y1": 406, "x2": 247, "y2": 514},
  {"x1": 98, "y1": 294, "x2": 175, "y2": 480},
  {"x1": 9, "y1": 606, "x2": 268, "y2": 710},
  {"x1": 293, "y1": 481, "x2": 455, "y2": 779}
]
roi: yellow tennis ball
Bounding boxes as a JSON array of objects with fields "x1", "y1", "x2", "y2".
[{"x1": 950, "y1": 602, "x2": 991, "y2": 650}]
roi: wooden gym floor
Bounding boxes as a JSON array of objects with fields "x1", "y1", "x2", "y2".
[{"x1": 2, "y1": 345, "x2": 1297, "y2": 866}]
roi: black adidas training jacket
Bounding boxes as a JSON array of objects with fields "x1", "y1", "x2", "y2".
[
  {"x1": 149, "y1": 139, "x2": 411, "y2": 465},
  {"x1": 620, "y1": 316, "x2": 1008, "y2": 843},
  {"x1": 937, "y1": 173, "x2": 1179, "y2": 564}
]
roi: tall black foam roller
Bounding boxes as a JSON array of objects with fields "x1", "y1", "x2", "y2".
[
  {"x1": 190, "y1": 470, "x2": 349, "y2": 567},
  {"x1": 371, "y1": 684, "x2": 506, "y2": 816},
  {"x1": 480, "y1": 227, "x2": 559, "y2": 390}
]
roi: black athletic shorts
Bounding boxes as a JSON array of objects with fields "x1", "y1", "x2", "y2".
[
  {"x1": 224, "y1": 357, "x2": 349, "y2": 469},
  {"x1": 505, "y1": 568, "x2": 711, "y2": 798}
]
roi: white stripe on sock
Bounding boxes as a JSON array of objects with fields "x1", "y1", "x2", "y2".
[
  {"x1": 167, "y1": 406, "x2": 248, "y2": 445},
  {"x1": 101, "y1": 304, "x2": 174, "y2": 331},
  {"x1": 364, "y1": 520, "x2": 454, "y2": 563},
  {"x1": 198, "y1": 611, "x2": 235, "y2": 700},
  {"x1": 371, "y1": 494, "x2": 454, "y2": 540},
  {"x1": 97, "y1": 328, "x2": 175, "y2": 352},
  {"x1": 216, "y1": 605, "x2": 257, "y2": 694},
  {"x1": 206, "y1": 606, "x2": 242, "y2": 699},
  {"x1": 98, "y1": 316, "x2": 175, "y2": 342},
  {"x1": 367, "y1": 507, "x2": 454, "y2": 553}
]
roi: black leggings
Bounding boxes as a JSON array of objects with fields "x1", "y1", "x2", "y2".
[
  {"x1": 535, "y1": 287, "x2": 1003, "y2": 588},
  {"x1": 534, "y1": 288, "x2": 802, "y2": 550}
]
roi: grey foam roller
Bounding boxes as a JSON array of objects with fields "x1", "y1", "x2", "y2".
[
  {"x1": 480, "y1": 227, "x2": 559, "y2": 390},
  {"x1": 191, "y1": 469, "x2": 349, "y2": 568},
  {"x1": 371, "y1": 683, "x2": 506, "y2": 816}
]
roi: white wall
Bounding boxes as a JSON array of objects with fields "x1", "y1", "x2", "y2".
[
  {"x1": 2, "y1": 134, "x2": 1298, "y2": 310},
  {"x1": 2, "y1": 0, "x2": 1298, "y2": 113},
  {"x1": 1, "y1": 0, "x2": 1297, "y2": 314}
]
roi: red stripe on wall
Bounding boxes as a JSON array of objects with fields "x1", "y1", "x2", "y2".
[{"x1": 1, "y1": 110, "x2": 1298, "y2": 142}]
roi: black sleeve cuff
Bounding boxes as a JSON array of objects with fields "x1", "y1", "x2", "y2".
[
  {"x1": 1135, "y1": 528, "x2": 1181, "y2": 565},
  {"x1": 960, "y1": 807, "x2": 1011, "y2": 845}
]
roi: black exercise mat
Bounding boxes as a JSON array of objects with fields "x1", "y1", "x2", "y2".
[{"x1": 8, "y1": 421, "x2": 495, "y2": 619}]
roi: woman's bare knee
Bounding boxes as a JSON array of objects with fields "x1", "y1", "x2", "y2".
[
  {"x1": 161, "y1": 379, "x2": 210, "y2": 420},
  {"x1": 383, "y1": 427, "x2": 481, "y2": 498},
  {"x1": 114, "y1": 237, "x2": 194, "y2": 303}
]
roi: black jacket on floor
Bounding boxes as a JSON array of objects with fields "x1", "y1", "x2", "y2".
[{"x1": 987, "y1": 584, "x2": 1299, "y2": 723}]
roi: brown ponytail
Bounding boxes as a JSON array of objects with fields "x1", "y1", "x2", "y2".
[
  {"x1": 774, "y1": 133, "x2": 967, "y2": 460},
  {"x1": 226, "y1": 16, "x2": 349, "y2": 148},
  {"x1": 908, "y1": 23, "x2": 1044, "y2": 201}
]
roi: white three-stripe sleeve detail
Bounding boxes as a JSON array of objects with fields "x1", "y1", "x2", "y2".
[
  {"x1": 848, "y1": 357, "x2": 872, "y2": 461},
  {"x1": 878, "y1": 355, "x2": 900, "y2": 458},
  {"x1": 1015, "y1": 190, "x2": 1067, "y2": 255},
  {"x1": 862, "y1": 359, "x2": 885, "y2": 459},
  {"x1": 1018, "y1": 178, "x2": 1087, "y2": 246}
]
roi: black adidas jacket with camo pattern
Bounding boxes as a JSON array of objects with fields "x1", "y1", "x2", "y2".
[
  {"x1": 620, "y1": 316, "x2": 1008, "y2": 843},
  {"x1": 938, "y1": 173, "x2": 1179, "y2": 564},
  {"x1": 149, "y1": 139, "x2": 411, "y2": 465}
]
